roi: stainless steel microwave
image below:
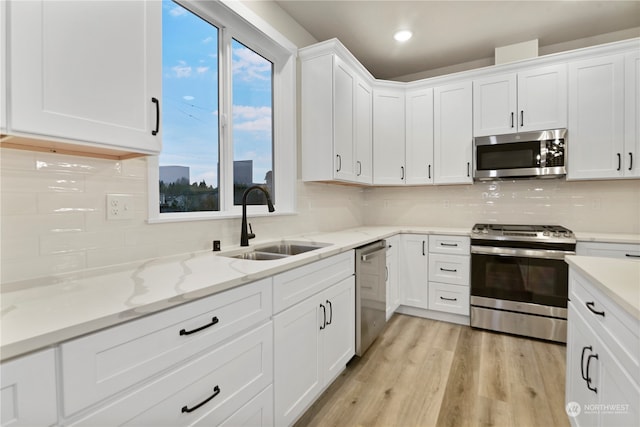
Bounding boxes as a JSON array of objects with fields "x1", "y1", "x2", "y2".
[{"x1": 473, "y1": 129, "x2": 567, "y2": 181}]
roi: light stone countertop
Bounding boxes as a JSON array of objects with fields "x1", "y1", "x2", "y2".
[
  {"x1": 0, "y1": 226, "x2": 468, "y2": 361},
  {"x1": 2, "y1": 225, "x2": 638, "y2": 362},
  {"x1": 565, "y1": 255, "x2": 640, "y2": 320},
  {"x1": 574, "y1": 232, "x2": 640, "y2": 245}
]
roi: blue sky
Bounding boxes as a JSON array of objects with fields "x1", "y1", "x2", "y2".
[{"x1": 160, "y1": 0, "x2": 273, "y2": 188}]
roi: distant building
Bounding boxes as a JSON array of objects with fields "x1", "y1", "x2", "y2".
[
  {"x1": 234, "y1": 160, "x2": 253, "y2": 186},
  {"x1": 160, "y1": 166, "x2": 190, "y2": 184}
]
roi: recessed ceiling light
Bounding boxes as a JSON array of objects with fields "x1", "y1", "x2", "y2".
[{"x1": 393, "y1": 30, "x2": 413, "y2": 42}]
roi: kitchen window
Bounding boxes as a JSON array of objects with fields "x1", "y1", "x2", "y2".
[{"x1": 148, "y1": 0, "x2": 296, "y2": 222}]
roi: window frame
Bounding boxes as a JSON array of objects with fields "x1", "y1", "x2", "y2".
[{"x1": 148, "y1": 0, "x2": 297, "y2": 223}]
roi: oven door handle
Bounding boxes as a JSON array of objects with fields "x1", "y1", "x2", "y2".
[{"x1": 471, "y1": 245, "x2": 575, "y2": 260}]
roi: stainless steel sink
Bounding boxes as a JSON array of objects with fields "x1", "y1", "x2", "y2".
[
  {"x1": 257, "y1": 243, "x2": 328, "y2": 256},
  {"x1": 231, "y1": 252, "x2": 288, "y2": 260},
  {"x1": 220, "y1": 240, "x2": 331, "y2": 261}
]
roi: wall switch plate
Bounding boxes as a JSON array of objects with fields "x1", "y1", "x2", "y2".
[{"x1": 106, "y1": 194, "x2": 134, "y2": 220}]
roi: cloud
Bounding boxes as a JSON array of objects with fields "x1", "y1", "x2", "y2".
[
  {"x1": 232, "y1": 47, "x2": 271, "y2": 82},
  {"x1": 202, "y1": 36, "x2": 214, "y2": 44},
  {"x1": 183, "y1": 96, "x2": 194, "y2": 101},
  {"x1": 233, "y1": 105, "x2": 272, "y2": 132},
  {"x1": 172, "y1": 60, "x2": 192, "y2": 78},
  {"x1": 169, "y1": 6, "x2": 187, "y2": 17},
  {"x1": 196, "y1": 66, "x2": 209, "y2": 74}
]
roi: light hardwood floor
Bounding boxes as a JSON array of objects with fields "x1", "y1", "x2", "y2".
[{"x1": 295, "y1": 314, "x2": 570, "y2": 427}]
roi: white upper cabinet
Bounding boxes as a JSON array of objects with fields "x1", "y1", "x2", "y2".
[
  {"x1": 405, "y1": 87, "x2": 434, "y2": 185},
  {"x1": 625, "y1": 50, "x2": 640, "y2": 178},
  {"x1": 355, "y1": 78, "x2": 374, "y2": 183},
  {"x1": 434, "y1": 81, "x2": 473, "y2": 184},
  {"x1": 6, "y1": 0, "x2": 161, "y2": 156},
  {"x1": 567, "y1": 54, "x2": 625, "y2": 180},
  {"x1": 473, "y1": 64, "x2": 567, "y2": 137},
  {"x1": 301, "y1": 42, "x2": 373, "y2": 184},
  {"x1": 373, "y1": 86, "x2": 406, "y2": 185}
]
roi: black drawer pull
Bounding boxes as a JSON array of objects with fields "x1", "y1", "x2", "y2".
[
  {"x1": 440, "y1": 296, "x2": 457, "y2": 302},
  {"x1": 179, "y1": 316, "x2": 219, "y2": 336},
  {"x1": 580, "y1": 346, "x2": 591, "y2": 381},
  {"x1": 326, "y1": 300, "x2": 333, "y2": 326},
  {"x1": 440, "y1": 268, "x2": 458, "y2": 273},
  {"x1": 181, "y1": 385, "x2": 220, "y2": 413},
  {"x1": 617, "y1": 153, "x2": 622, "y2": 171},
  {"x1": 586, "y1": 302, "x2": 605, "y2": 317},
  {"x1": 151, "y1": 97, "x2": 160, "y2": 136},
  {"x1": 440, "y1": 243, "x2": 459, "y2": 247},
  {"x1": 625, "y1": 253, "x2": 640, "y2": 258},
  {"x1": 320, "y1": 303, "x2": 326, "y2": 330},
  {"x1": 586, "y1": 354, "x2": 599, "y2": 394}
]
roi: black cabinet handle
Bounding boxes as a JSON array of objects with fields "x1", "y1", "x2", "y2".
[
  {"x1": 336, "y1": 155, "x2": 341, "y2": 172},
  {"x1": 326, "y1": 300, "x2": 333, "y2": 326},
  {"x1": 422, "y1": 241, "x2": 425, "y2": 256},
  {"x1": 617, "y1": 153, "x2": 622, "y2": 171},
  {"x1": 629, "y1": 152, "x2": 634, "y2": 171},
  {"x1": 182, "y1": 385, "x2": 220, "y2": 413},
  {"x1": 511, "y1": 112, "x2": 514, "y2": 128},
  {"x1": 625, "y1": 253, "x2": 640, "y2": 258},
  {"x1": 580, "y1": 346, "x2": 591, "y2": 381},
  {"x1": 440, "y1": 296, "x2": 457, "y2": 302},
  {"x1": 520, "y1": 110, "x2": 524, "y2": 127},
  {"x1": 401, "y1": 166, "x2": 405, "y2": 180},
  {"x1": 357, "y1": 160, "x2": 362, "y2": 176},
  {"x1": 179, "y1": 316, "x2": 219, "y2": 336},
  {"x1": 586, "y1": 354, "x2": 599, "y2": 394},
  {"x1": 467, "y1": 162, "x2": 470, "y2": 177},
  {"x1": 586, "y1": 301, "x2": 605, "y2": 317},
  {"x1": 320, "y1": 303, "x2": 326, "y2": 330},
  {"x1": 440, "y1": 267, "x2": 458, "y2": 273},
  {"x1": 428, "y1": 164, "x2": 431, "y2": 179},
  {"x1": 151, "y1": 97, "x2": 160, "y2": 136},
  {"x1": 440, "y1": 243, "x2": 458, "y2": 247}
]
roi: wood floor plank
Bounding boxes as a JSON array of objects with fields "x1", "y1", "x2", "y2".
[{"x1": 294, "y1": 314, "x2": 570, "y2": 427}]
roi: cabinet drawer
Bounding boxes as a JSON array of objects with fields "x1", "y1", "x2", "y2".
[
  {"x1": 68, "y1": 322, "x2": 273, "y2": 427},
  {"x1": 219, "y1": 385, "x2": 273, "y2": 427},
  {"x1": 61, "y1": 278, "x2": 272, "y2": 415},
  {"x1": 428, "y1": 253, "x2": 470, "y2": 286},
  {"x1": 570, "y1": 270, "x2": 639, "y2": 383},
  {"x1": 429, "y1": 235, "x2": 470, "y2": 255},
  {"x1": 1, "y1": 349, "x2": 57, "y2": 427},
  {"x1": 273, "y1": 251, "x2": 354, "y2": 313},
  {"x1": 428, "y1": 282, "x2": 470, "y2": 315}
]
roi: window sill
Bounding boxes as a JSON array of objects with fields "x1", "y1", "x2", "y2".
[{"x1": 147, "y1": 209, "x2": 298, "y2": 224}]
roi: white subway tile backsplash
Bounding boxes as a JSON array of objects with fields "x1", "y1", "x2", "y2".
[{"x1": 1, "y1": 145, "x2": 639, "y2": 283}]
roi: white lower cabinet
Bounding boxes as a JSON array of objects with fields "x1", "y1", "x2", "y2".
[
  {"x1": 400, "y1": 234, "x2": 429, "y2": 308},
  {"x1": 566, "y1": 269, "x2": 640, "y2": 427},
  {"x1": 218, "y1": 385, "x2": 273, "y2": 427},
  {"x1": 60, "y1": 278, "x2": 272, "y2": 416},
  {"x1": 67, "y1": 322, "x2": 273, "y2": 426},
  {"x1": 428, "y1": 282, "x2": 470, "y2": 316},
  {"x1": 274, "y1": 275, "x2": 355, "y2": 427},
  {"x1": 0, "y1": 349, "x2": 57, "y2": 427},
  {"x1": 427, "y1": 235, "x2": 470, "y2": 317}
]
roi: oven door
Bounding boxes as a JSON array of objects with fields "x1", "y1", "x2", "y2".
[{"x1": 470, "y1": 245, "x2": 571, "y2": 308}]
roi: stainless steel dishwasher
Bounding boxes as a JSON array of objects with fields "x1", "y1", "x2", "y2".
[{"x1": 355, "y1": 240, "x2": 387, "y2": 357}]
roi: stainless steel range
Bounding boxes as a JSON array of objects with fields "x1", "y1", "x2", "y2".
[{"x1": 470, "y1": 224, "x2": 576, "y2": 343}]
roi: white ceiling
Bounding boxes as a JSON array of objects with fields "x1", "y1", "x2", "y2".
[{"x1": 274, "y1": 0, "x2": 640, "y2": 79}]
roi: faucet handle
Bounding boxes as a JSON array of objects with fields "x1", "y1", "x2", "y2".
[{"x1": 248, "y1": 223, "x2": 255, "y2": 240}]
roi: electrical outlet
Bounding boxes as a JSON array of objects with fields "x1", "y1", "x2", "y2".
[{"x1": 106, "y1": 194, "x2": 134, "y2": 220}]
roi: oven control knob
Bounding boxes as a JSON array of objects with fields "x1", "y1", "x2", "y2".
[
  {"x1": 553, "y1": 231, "x2": 560, "y2": 237},
  {"x1": 482, "y1": 229, "x2": 488, "y2": 234},
  {"x1": 543, "y1": 231, "x2": 550, "y2": 236}
]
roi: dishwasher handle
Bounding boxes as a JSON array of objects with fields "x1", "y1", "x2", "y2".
[{"x1": 359, "y1": 240, "x2": 387, "y2": 262}]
